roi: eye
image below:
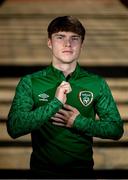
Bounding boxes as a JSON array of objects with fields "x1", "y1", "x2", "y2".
[
  {"x1": 72, "y1": 36, "x2": 81, "y2": 41},
  {"x1": 56, "y1": 35, "x2": 64, "y2": 39}
]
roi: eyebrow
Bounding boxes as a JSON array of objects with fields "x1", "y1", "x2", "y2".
[
  {"x1": 54, "y1": 34, "x2": 65, "y2": 37},
  {"x1": 53, "y1": 33, "x2": 81, "y2": 38}
]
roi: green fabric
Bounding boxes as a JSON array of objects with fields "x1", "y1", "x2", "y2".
[{"x1": 7, "y1": 63, "x2": 124, "y2": 169}]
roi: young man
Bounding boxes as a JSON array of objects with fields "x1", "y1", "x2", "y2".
[{"x1": 7, "y1": 16, "x2": 124, "y2": 178}]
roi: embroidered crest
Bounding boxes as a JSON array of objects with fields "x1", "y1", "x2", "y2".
[
  {"x1": 79, "y1": 91, "x2": 93, "y2": 106},
  {"x1": 38, "y1": 93, "x2": 49, "y2": 101}
]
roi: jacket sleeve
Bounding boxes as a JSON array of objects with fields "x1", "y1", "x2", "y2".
[
  {"x1": 7, "y1": 76, "x2": 63, "y2": 139},
  {"x1": 73, "y1": 78, "x2": 124, "y2": 140}
]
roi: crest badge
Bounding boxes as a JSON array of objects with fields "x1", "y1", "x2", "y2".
[{"x1": 79, "y1": 91, "x2": 93, "y2": 106}]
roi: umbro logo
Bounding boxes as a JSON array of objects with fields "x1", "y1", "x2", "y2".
[{"x1": 38, "y1": 93, "x2": 49, "y2": 101}]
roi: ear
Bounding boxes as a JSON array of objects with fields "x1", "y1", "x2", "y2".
[
  {"x1": 47, "y1": 39, "x2": 52, "y2": 49},
  {"x1": 81, "y1": 41, "x2": 85, "y2": 49}
]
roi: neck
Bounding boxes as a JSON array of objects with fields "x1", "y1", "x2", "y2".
[{"x1": 52, "y1": 61, "x2": 77, "y2": 77}]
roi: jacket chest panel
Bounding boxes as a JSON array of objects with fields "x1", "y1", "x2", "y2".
[
  {"x1": 32, "y1": 79, "x2": 96, "y2": 118},
  {"x1": 66, "y1": 83, "x2": 95, "y2": 117},
  {"x1": 32, "y1": 78, "x2": 58, "y2": 107}
]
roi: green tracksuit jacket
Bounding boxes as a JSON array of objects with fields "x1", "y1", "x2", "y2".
[{"x1": 7, "y1": 63, "x2": 124, "y2": 172}]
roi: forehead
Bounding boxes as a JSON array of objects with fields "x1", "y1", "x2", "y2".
[{"x1": 52, "y1": 31, "x2": 80, "y2": 37}]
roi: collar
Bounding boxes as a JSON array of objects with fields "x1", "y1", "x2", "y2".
[{"x1": 49, "y1": 63, "x2": 81, "y2": 82}]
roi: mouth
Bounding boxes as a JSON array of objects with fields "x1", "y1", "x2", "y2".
[{"x1": 62, "y1": 50, "x2": 73, "y2": 54}]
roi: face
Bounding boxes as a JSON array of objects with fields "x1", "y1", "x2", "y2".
[{"x1": 48, "y1": 31, "x2": 83, "y2": 64}]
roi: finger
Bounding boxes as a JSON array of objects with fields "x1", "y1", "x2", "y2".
[
  {"x1": 61, "y1": 85, "x2": 72, "y2": 93},
  {"x1": 59, "y1": 82, "x2": 72, "y2": 93},
  {"x1": 53, "y1": 112, "x2": 63, "y2": 119},
  {"x1": 64, "y1": 89, "x2": 67, "y2": 94},
  {"x1": 51, "y1": 117, "x2": 65, "y2": 123},
  {"x1": 61, "y1": 81, "x2": 67, "y2": 85},
  {"x1": 58, "y1": 109, "x2": 71, "y2": 117},
  {"x1": 52, "y1": 122, "x2": 65, "y2": 127},
  {"x1": 60, "y1": 81, "x2": 70, "y2": 86},
  {"x1": 54, "y1": 111, "x2": 71, "y2": 121},
  {"x1": 63, "y1": 104, "x2": 75, "y2": 111}
]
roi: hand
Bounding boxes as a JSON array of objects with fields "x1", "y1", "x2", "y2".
[
  {"x1": 55, "y1": 81, "x2": 72, "y2": 104},
  {"x1": 51, "y1": 104, "x2": 80, "y2": 128}
]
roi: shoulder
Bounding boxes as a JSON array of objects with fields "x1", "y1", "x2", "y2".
[
  {"x1": 80, "y1": 66, "x2": 104, "y2": 82},
  {"x1": 20, "y1": 66, "x2": 49, "y2": 80},
  {"x1": 79, "y1": 66, "x2": 109, "y2": 90},
  {"x1": 17, "y1": 66, "x2": 50, "y2": 87}
]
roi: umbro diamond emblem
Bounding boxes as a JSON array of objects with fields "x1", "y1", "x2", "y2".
[{"x1": 38, "y1": 93, "x2": 49, "y2": 101}]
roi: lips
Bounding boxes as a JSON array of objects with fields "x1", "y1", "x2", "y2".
[{"x1": 62, "y1": 50, "x2": 73, "y2": 54}]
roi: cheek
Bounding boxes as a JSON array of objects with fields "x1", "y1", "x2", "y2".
[
  {"x1": 52, "y1": 44, "x2": 62, "y2": 56},
  {"x1": 74, "y1": 46, "x2": 82, "y2": 55},
  {"x1": 53, "y1": 42, "x2": 63, "y2": 52}
]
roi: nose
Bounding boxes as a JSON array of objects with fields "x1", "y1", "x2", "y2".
[{"x1": 65, "y1": 38, "x2": 71, "y2": 47}]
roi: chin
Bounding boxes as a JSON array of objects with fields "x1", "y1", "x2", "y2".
[
  {"x1": 61, "y1": 59, "x2": 75, "y2": 64},
  {"x1": 60, "y1": 57, "x2": 76, "y2": 63}
]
